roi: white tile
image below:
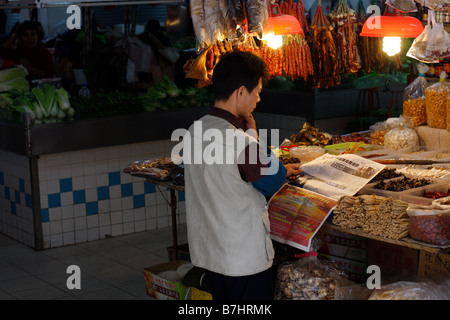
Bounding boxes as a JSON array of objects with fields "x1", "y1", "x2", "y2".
[
  {"x1": 95, "y1": 162, "x2": 108, "y2": 174},
  {"x1": 47, "y1": 168, "x2": 59, "y2": 181},
  {"x1": 146, "y1": 218, "x2": 157, "y2": 230},
  {"x1": 121, "y1": 197, "x2": 133, "y2": 210},
  {"x1": 133, "y1": 181, "x2": 144, "y2": 195},
  {"x1": 111, "y1": 211, "x2": 122, "y2": 224},
  {"x1": 134, "y1": 208, "x2": 145, "y2": 221},
  {"x1": 73, "y1": 204, "x2": 86, "y2": 217},
  {"x1": 87, "y1": 215, "x2": 99, "y2": 228},
  {"x1": 85, "y1": 188, "x2": 97, "y2": 202},
  {"x1": 123, "y1": 222, "x2": 134, "y2": 234},
  {"x1": 145, "y1": 206, "x2": 157, "y2": 219},
  {"x1": 50, "y1": 233, "x2": 63, "y2": 248},
  {"x1": 84, "y1": 175, "x2": 97, "y2": 189},
  {"x1": 47, "y1": 180, "x2": 60, "y2": 194},
  {"x1": 87, "y1": 228, "x2": 100, "y2": 241},
  {"x1": 122, "y1": 209, "x2": 134, "y2": 223},
  {"x1": 63, "y1": 232, "x2": 75, "y2": 245},
  {"x1": 156, "y1": 204, "x2": 168, "y2": 217},
  {"x1": 110, "y1": 198, "x2": 122, "y2": 211},
  {"x1": 75, "y1": 229, "x2": 87, "y2": 243},
  {"x1": 145, "y1": 193, "x2": 156, "y2": 206},
  {"x1": 39, "y1": 181, "x2": 48, "y2": 195},
  {"x1": 107, "y1": 161, "x2": 120, "y2": 172},
  {"x1": 157, "y1": 216, "x2": 169, "y2": 228},
  {"x1": 71, "y1": 166, "x2": 84, "y2": 178},
  {"x1": 111, "y1": 224, "x2": 123, "y2": 237},
  {"x1": 74, "y1": 216, "x2": 87, "y2": 230},
  {"x1": 58, "y1": 165, "x2": 72, "y2": 179},
  {"x1": 109, "y1": 185, "x2": 121, "y2": 199},
  {"x1": 50, "y1": 220, "x2": 62, "y2": 234},
  {"x1": 62, "y1": 219, "x2": 75, "y2": 232},
  {"x1": 98, "y1": 212, "x2": 110, "y2": 226},
  {"x1": 83, "y1": 162, "x2": 96, "y2": 176},
  {"x1": 60, "y1": 192, "x2": 73, "y2": 206},
  {"x1": 40, "y1": 194, "x2": 48, "y2": 209},
  {"x1": 72, "y1": 176, "x2": 84, "y2": 190},
  {"x1": 96, "y1": 173, "x2": 108, "y2": 187},
  {"x1": 134, "y1": 220, "x2": 146, "y2": 233},
  {"x1": 98, "y1": 200, "x2": 110, "y2": 213},
  {"x1": 99, "y1": 225, "x2": 112, "y2": 238},
  {"x1": 42, "y1": 221, "x2": 50, "y2": 236},
  {"x1": 49, "y1": 207, "x2": 62, "y2": 221}
]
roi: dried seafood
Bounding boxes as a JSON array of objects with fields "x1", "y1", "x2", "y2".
[{"x1": 290, "y1": 122, "x2": 332, "y2": 146}]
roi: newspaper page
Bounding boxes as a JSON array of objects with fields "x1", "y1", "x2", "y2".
[
  {"x1": 291, "y1": 153, "x2": 386, "y2": 200},
  {"x1": 268, "y1": 153, "x2": 385, "y2": 251},
  {"x1": 268, "y1": 184, "x2": 337, "y2": 252}
]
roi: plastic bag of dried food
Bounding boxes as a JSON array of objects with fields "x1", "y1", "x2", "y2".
[
  {"x1": 275, "y1": 240, "x2": 350, "y2": 300},
  {"x1": 448, "y1": 92, "x2": 450, "y2": 131},
  {"x1": 407, "y1": 197, "x2": 450, "y2": 246},
  {"x1": 226, "y1": 0, "x2": 248, "y2": 43},
  {"x1": 415, "y1": 0, "x2": 450, "y2": 11},
  {"x1": 407, "y1": 13, "x2": 439, "y2": 64},
  {"x1": 426, "y1": 71, "x2": 450, "y2": 129},
  {"x1": 382, "y1": 116, "x2": 420, "y2": 151},
  {"x1": 403, "y1": 63, "x2": 429, "y2": 126},
  {"x1": 368, "y1": 280, "x2": 449, "y2": 300},
  {"x1": 246, "y1": 0, "x2": 268, "y2": 39},
  {"x1": 385, "y1": 0, "x2": 417, "y2": 12},
  {"x1": 424, "y1": 11, "x2": 450, "y2": 61}
]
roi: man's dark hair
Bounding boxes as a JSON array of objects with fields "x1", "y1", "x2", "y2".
[
  {"x1": 212, "y1": 50, "x2": 269, "y2": 102},
  {"x1": 17, "y1": 20, "x2": 44, "y2": 42}
]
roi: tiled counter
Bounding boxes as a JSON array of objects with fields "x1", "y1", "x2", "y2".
[{"x1": 0, "y1": 108, "x2": 207, "y2": 250}]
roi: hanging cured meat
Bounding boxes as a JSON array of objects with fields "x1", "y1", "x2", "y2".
[
  {"x1": 329, "y1": 0, "x2": 361, "y2": 75},
  {"x1": 307, "y1": 1, "x2": 340, "y2": 88},
  {"x1": 276, "y1": 0, "x2": 309, "y2": 34}
]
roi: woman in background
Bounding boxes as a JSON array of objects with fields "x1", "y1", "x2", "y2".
[{"x1": 0, "y1": 20, "x2": 54, "y2": 79}]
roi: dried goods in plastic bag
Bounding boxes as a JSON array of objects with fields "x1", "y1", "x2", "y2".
[
  {"x1": 275, "y1": 240, "x2": 350, "y2": 300},
  {"x1": 403, "y1": 63, "x2": 429, "y2": 126},
  {"x1": 424, "y1": 11, "x2": 450, "y2": 61},
  {"x1": 407, "y1": 12, "x2": 439, "y2": 63},
  {"x1": 385, "y1": 0, "x2": 418, "y2": 12},
  {"x1": 382, "y1": 116, "x2": 420, "y2": 151},
  {"x1": 447, "y1": 92, "x2": 450, "y2": 131},
  {"x1": 425, "y1": 71, "x2": 450, "y2": 129},
  {"x1": 406, "y1": 197, "x2": 450, "y2": 246}
]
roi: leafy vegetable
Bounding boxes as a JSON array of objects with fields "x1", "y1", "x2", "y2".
[{"x1": 0, "y1": 66, "x2": 28, "y2": 83}]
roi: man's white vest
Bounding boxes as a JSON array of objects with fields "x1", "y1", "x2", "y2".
[{"x1": 183, "y1": 115, "x2": 275, "y2": 277}]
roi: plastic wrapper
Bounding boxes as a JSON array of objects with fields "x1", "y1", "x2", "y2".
[
  {"x1": 406, "y1": 12, "x2": 440, "y2": 64},
  {"x1": 382, "y1": 116, "x2": 420, "y2": 151},
  {"x1": 424, "y1": 11, "x2": 450, "y2": 61},
  {"x1": 275, "y1": 240, "x2": 350, "y2": 300},
  {"x1": 205, "y1": 1, "x2": 227, "y2": 44},
  {"x1": 407, "y1": 196, "x2": 450, "y2": 246},
  {"x1": 335, "y1": 274, "x2": 450, "y2": 300},
  {"x1": 415, "y1": 0, "x2": 450, "y2": 11},
  {"x1": 245, "y1": 0, "x2": 268, "y2": 39},
  {"x1": 425, "y1": 71, "x2": 450, "y2": 129},
  {"x1": 385, "y1": 0, "x2": 417, "y2": 12},
  {"x1": 226, "y1": 0, "x2": 248, "y2": 43},
  {"x1": 403, "y1": 64, "x2": 429, "y2": 126}
]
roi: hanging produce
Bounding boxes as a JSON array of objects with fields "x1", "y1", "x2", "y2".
[
  {"x1": 329, "y1": 0, "x2": 361, "y2": 76},
  {"x1": 355, "y1": 0, "x2": 387, "y2": 74},
  {"x1": 276, "y1": 0, "x2": 309, "y2": 34},
  {"x1": 307, "y1": 1, "x2": 340, "y2": 88}
]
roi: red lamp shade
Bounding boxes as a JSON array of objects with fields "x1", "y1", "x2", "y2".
[
  {"x1": 360, "y1": 16, "x2": 424, "y2": 38},
  {"x1": 263, "y1": 4, "x2": 302, "y2": 36}
]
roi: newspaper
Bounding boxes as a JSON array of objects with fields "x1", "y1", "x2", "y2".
[{"x1": 268, "y1": 153, "x2": 386, "y2": 251}]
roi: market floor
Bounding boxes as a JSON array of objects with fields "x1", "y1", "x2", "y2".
[{"x1": 0, "y1": 224, "x2": 187, "y2": 300}]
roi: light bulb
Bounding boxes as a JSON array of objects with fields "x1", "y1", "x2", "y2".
[
  {"x1": 262, "y1": 33, "x2": 283, "y2": 49},
  {"x1": 382, "y1": 37, "x2": 401, "y2": 56}
]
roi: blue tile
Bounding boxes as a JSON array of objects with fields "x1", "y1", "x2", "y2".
[
  {"x1": 97, "y1": 186, "x2": 110, "y2": 201},
  {"x1": 178, "y1": 191, "x2": 185, "y2": 202},
  {"x1": 14, "y1": 190, "x2": 20, "y2": 204},
  {"x1": 0, "y1": 172, "x2": 3, "y2": 185},
  {"x1": 5, "y1": 186, "x2": 10, "y2": 200},
  {"x1": 144, "y1": 181, "x2": 155, "y2": 194},
  {"x1": 10, "y1": 201, "x2": 16, "y2": 215},
  {"x1": 48, "y1": 193, "x2": 61, "y2": 208},
  {"x1": 19, "y1": 178, "x2": 25, "y2": 192},
  {"x1": 25, "y1": 194, "x2": 32, "y2": 208},
  {"x1": 41, "y1": 208, "x2": 49, "y2": 222},
  {"x1": 133, "y1": 194, "x2": 145, "y2": 208},
  {"x1": 121, "y1": 183, "x2": 133, "y2": 197},
  {"x1": 108, "y1": 171, "x2": 121, "y2": 186},
  {"x1": 60, "y1": 178, "x2": 72, "y2": 193},
  {"x1": 73, "y1": 190, "x2": 86, "y2": 204},
  {"x1": 86, "y1": 201, "x2": 98, "y2": 215}
]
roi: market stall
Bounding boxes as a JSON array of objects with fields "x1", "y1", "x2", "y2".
[{"x1": 1, "y1": 0, "x2": 450, "y2": 300}]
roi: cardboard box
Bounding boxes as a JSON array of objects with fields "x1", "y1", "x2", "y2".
[
  {"x1": 367, "y1": 240, "x2": 419, "y2": 280},
  {"x1": 144, "y1": 260, "x2": 190, "y2": 300},
  {"x1": 418, "y1": 251, "x2": 450, "y2": 278}
]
